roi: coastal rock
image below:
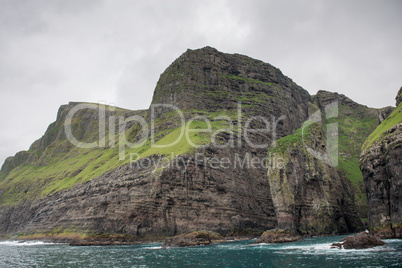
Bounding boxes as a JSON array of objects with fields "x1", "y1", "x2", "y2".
[
  {"x1": 254, "y1": 229, "x2": 302, "y2": 244},
  {"x1": 162, "y1": 231, "x2": 223, "y2": 248},
  {"x1": 331, "y1": 231, "x2": 386, "y2": 249},
  {"x1": 69, "y1": 235, "x2": 138, "y2": 246},
  {"x1": 360, "y1": 90, "x2": 402, "y2": 238}
]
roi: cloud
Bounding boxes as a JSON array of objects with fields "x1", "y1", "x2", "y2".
[{"x1": 0, "y1": 0, "x2": 401, "y2": 166}]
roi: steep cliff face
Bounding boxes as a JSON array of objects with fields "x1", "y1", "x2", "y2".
[
  {"x1": 360, "y1": 91, "x2": 402, "y2": 238},
  {"x1": 267, "y1": 123, "x2": 362, "y2": 234},
  {"x1": 265, "y1": 90, "x2": 383, "y2": 235},
  {"x1": 0, "y1": 47, "x2": 389, "y2": 239},
  {"x1": 0, "y1": 47, "x2": 312, "y2": 237},
  {"x1": 313, "y1": 91, "x2": 384, "y2": 219},
  {"x1": 151, "y1": 46, "x2": 310, "y2": 138}
]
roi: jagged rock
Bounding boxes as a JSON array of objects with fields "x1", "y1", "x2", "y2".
[
  {"x1": 377, "y1": 106, "x2": 395, "y2": 123},
  {"x1": 162, "y1": 231, "x2": 223, "y2": 248},
  {"x1": 396, "y1": 86, "x2": 402, "y2": 107},
  {"x1": 254, "y1": 229, "x2": 302, "y2": 244},
  {"x1": 331, "y1": 231, "x2": 386, "y2": 249}
]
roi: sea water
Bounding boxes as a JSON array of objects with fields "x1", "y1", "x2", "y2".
[{"x1": 0, "y1": 235, "x2": 401, "y2": 267}]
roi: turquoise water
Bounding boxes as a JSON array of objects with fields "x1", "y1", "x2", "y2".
[{"x1": 0, "y1": 235, "x2": 401, "y2": 267}]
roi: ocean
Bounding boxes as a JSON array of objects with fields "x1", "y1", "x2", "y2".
[{"x1": 0, "y1": 235, "x2": 401, "y2": 267}]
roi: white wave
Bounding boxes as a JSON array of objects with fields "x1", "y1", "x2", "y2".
[
  {"x1": 0, "y1": 240, "x2": 57, "y2": 246},
  {"x1": 277, "y1": 242, "x2": 392, "y2": 255},
  {"x1": 279, "y1": 242, "x2": 333, "y2": 251},
  {"x1": 142, "y1": 246, "x2": 162, "y2": 249},
  {"x1": 383, "y1": 239, "x2": 401, "y2": 243}
]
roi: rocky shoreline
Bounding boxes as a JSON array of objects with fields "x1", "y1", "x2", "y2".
[{"x1": 2, "y1": 230, "x2": 390, "y2": 248}]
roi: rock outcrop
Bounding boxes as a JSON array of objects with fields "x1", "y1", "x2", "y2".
[
  {"x1": 162, "y1": 231, "x2": 223, "y2": 248},
  {"x1": 331, "y1": 231, "x2": 386, "y2": 249},
  {"x1": 360, "y1": 90, "x2": 402, "y2": 238},
  {"x1": 254, "y1": 229, "x2": 302, "y2": 244},
  {"x1": 396, "y1": 87, "x2": 402, "y2": 107}
]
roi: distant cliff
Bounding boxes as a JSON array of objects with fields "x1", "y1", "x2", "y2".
[
  {"x1": 360, "y1": 88, "x2": 402, "y2": 238},
  {"x1": 0, "y1": 47, "x2": 393, "y2": 240}
]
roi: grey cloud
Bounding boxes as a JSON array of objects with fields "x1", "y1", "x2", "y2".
[{"x1": 0, "y1": 0, "x2": 401, "y2": 167}]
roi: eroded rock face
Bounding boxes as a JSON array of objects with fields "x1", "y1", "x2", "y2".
[
  {"x1": 360, "y1": 89, "x2": 402, "y2": 238},
  {"x1": 0, "y1": 155, "x2": 277, "y2": 237},
  {"x1": 265, "y1": 90, "x2": 383, "y2": 236},
  {"x1": 360, "y1": 87, "x2": 402, "y2": 238},
  {"x1": 360, "y1": 123, "x2": 402, "y2": 238},
  {"x1": 267, "y1": 124, "x2": 363, "y2": 235}
]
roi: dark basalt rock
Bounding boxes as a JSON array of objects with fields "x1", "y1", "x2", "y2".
[
  {"x1": 331, "y1": 231, "x2": 386, "y2": 249},
  {"x1": 360, "y1": 89, "x2": 402, "y2": 239},
  {"x1": 254, "y1": 229, "x2": 302, "y2": 244},
  {"x1": 162, "y1": 231, "x2": 223, "y2": 248},
  {"x1": 396, "y1": 86, "x2": 402, "y2": 107}
]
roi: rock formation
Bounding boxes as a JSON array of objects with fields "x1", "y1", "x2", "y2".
[
  {"x1": 254, "y1": 229, "x2": 302, "y2": 244},
  {"x1": 360, "y1": 90, "x2": 402, "y2": 238},
  {"x1": 266, "y1": 90, "x2": 383, "y2": 235},
  {"x1": 331, "y1": 231, "x2": 386, "y2": 249},
  {"x1": 162, "y1": 231, "x2": 223, "y2": 248},
  {"x1": 0, "y1": 47, "x2": 392, "y2": 241}
]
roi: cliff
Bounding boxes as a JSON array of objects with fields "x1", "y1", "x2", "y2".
[
  {"x1": 0, "y1": 47, "x2": 390, "y2": 240},
  {"x1": 360, "y1": 90, "x2": 402, "y2": 238},
  {"x1": 266, "y1": 90, "x2": 384, "y2": 234}
]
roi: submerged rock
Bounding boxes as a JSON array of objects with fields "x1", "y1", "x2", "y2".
[
  {"x1": 254, "y1": 229, "x2": 302, "y2": 244},
  {"x1": 331, "y1": 232, "x2": 386, "y2": 249},
  {"x1": 162, "y1": 231, "x2": 223, "y2": 248}
]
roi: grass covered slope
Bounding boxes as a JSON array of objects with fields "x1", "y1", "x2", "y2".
[
  {"x1": 0, "y1": 102, "x2": 236, "y2": 206},
  {"x1": 362, "y1": 101, "x2": 402, "y2": 151}
]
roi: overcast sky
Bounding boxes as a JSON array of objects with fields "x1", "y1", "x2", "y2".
[{"x1": 0, "y1": 0, "x2": 401, "y2": 166}]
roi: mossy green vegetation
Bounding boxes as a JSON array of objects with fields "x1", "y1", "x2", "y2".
[
  {"x1": 0, "y1": 105, "x2": 235, "y2": 205},
  {"x1": 267, "y1": 121, "x2": 315, "y2": 155},
  {"x1": 221, "y1": 74, "x2": 274, "y2": 86},
  {"x1": 267, "y1": 101, "x2": 380, "y2": 218},
  {"x1": 363, "y1": 102, "x2": 402, "y2": 151}
]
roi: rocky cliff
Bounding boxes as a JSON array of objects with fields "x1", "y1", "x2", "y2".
[
  {"x1": 0, "y1": 47, "x2": 390, "y2": 240},
  {"x1": 360, "y1": 90, "x2": 402, "y2": 238},
  {"x1": 266, "y1": 90, "x2": 385, "y2": 235}
]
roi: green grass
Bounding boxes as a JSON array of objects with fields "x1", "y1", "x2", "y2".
[
  {"x1": 0, "y1": 108, "x2": 234, "y2": 205},
  {"x1": 268, "y1": 121, "x2": 314, "y2": 154},
  {"x1": 363, "y1": 102, "x2": 402, "y2": 150},
  {"x1": 221, "y1": 74, "x2": 274, "y2": 86}
]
